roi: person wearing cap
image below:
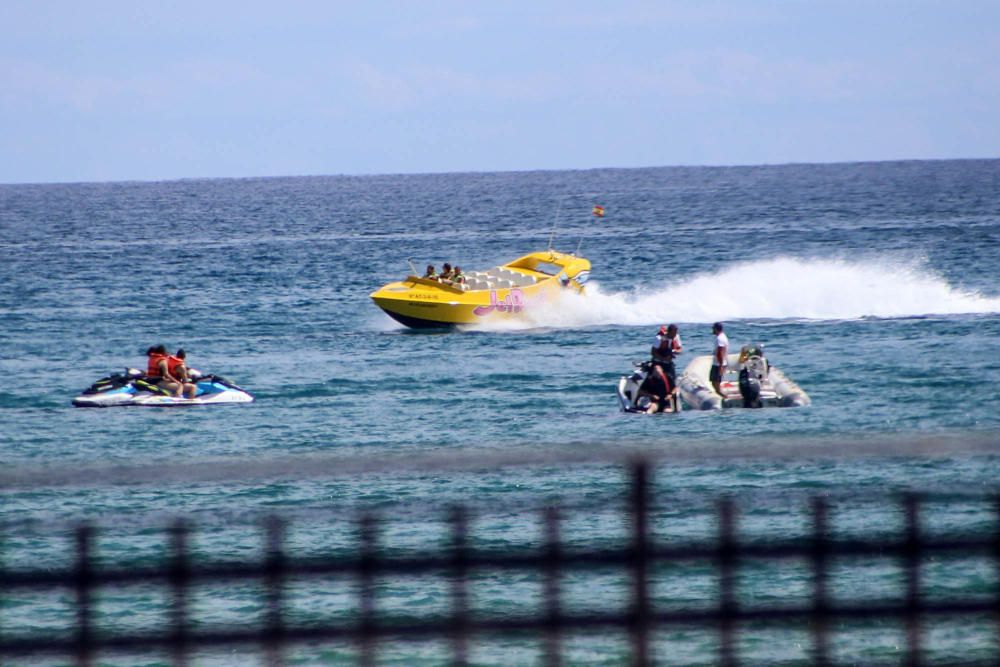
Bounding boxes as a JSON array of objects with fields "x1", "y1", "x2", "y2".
[{"x1": 710, "y1": 322, "x2": 730, "y2": 397}]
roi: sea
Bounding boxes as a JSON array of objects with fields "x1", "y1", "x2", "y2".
[{"x1": 2, "y1": 159, "x2": 1000, "y2": 665}]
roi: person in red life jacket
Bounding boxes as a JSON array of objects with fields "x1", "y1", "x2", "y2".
[
  {"x1": 651, "y1": 324, "x2": 683, "y2": 390},
  {"x1": 167, "y1": 349, "x2": 198, "y2": 399},
  {"x1": 145, "y1": 344, "x2": 185, "y2": 397}
]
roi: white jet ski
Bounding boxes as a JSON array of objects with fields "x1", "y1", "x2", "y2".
[
  {"x1": 678, "y1": 343, "x2": 809, "y2": 410},
  {"x1": 72, "y1": 368, "x2": 254, "y2": 407},
  {"x1": 616, "y1": 361, "x2": 681, "y2": 414}
]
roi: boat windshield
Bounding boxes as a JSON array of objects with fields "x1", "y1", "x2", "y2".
[{"x1": 531, "y1": 261, "x2": 565, "y2": 276}]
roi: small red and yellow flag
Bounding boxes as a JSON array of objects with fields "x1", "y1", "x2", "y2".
[{"x1": 592, "y1": 204, "x2": 605, "y2": 218}]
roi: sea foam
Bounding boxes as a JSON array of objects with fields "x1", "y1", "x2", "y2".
[{"x1": 472, "y1": 256, "x2": 1000, "y2": 330}]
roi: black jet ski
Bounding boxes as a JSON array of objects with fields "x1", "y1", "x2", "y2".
[{"x1": 72, "y1": 368, "x2": 254, "y2": 407}]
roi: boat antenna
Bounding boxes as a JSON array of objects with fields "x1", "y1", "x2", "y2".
[
  {"x1": 575, "y1": 236, "x2": 583, "y2": 256},
  {"x1": 547, "y1": 197, "x2": 564, "y2": 251},
  {"x1": 407, "y1": 258, "x2": 418, "y2": 276}
]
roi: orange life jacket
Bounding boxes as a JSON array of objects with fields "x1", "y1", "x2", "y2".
[
  {"x1": 147, "y1": 353, "x2": 167, "y2": 378},
  {"x1": 167, "y1": 355, "x2": 185, "y2": 376}
]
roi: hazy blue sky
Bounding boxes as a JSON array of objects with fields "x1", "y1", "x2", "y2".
[{"x1": 2, "y1": 1, "x2": 998, "y2": 183}]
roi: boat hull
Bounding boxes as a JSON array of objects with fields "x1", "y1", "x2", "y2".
[
  {"x1": 370, "y1": 250, "x2": 590, "y2": 328},
  {"x1": 72, "y1": 373, "x2": 254, "y2": 408},
  {"x1": 678, "y1": 354, "x2": 809, "y2": 410}
]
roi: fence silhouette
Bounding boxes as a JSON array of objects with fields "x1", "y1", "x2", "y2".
[{"x1": 2, "y1": 460, "x2": 999, "y2": 666}]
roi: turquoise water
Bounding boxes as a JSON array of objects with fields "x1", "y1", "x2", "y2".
[{"x1": 2, "y1": 160, "x2": 1000, "y2": 664}]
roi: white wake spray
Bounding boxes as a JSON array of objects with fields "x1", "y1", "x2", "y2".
[{"x1": 471, "y1": 256, "x2": 1000, "y2": 331}]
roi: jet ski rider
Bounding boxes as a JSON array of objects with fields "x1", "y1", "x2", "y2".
[
  {"x1": 640, "y1": 363, "x2": 676, "y2": 414},
  {"x1": 146, "y1": 345, "x2": 196, "y2": 398}
]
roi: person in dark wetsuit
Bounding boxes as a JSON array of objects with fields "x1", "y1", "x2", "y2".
[
  {"x1": 651, "y1": 324, "x2": 683, "y2": 389},
  {"x1": 639, "y1": 362, "x2": 675, "y2": 414}
]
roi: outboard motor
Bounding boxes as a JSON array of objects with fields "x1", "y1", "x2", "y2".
[
  {"x1": 738, "y1": 343, "x2": 768, "y2": 408},
  {"x1": 738, "y1": 368, "x2": 761, "y2": 408}
]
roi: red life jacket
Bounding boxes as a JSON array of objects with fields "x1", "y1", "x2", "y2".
[
  {"x1": 167, "y1": 355, "x2": 185, "y2": 376},
  {"x1": 147, "y1": 353, "x2": 167, "y2": 377}
]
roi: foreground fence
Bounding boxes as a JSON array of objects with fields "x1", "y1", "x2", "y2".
[{"x1": 2, "y1": 460, "x2": 1000, "y2": 666}]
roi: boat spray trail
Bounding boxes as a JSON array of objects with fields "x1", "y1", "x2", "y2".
[{"x1": 471, "y1": 256, "x2": 1000, "y2": 330}]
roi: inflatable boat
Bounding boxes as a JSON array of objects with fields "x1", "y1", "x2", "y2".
[
  {"x1": 678, "y1": 344, "x2": 809, "y2": 410},
  {"x1": 370, "y1": 249, "x2": 590, "y2": 328},
  {"x1": 72, "y1": 368, "x2": 254, "y2": 407}
]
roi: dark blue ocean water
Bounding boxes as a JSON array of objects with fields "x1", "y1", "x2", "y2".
[{"x1": 2, "y1": 160, "x2": 1000, "y2": 664}]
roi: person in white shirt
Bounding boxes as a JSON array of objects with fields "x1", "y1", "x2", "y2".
[{"x1": 710, "y1": 322, "x2": 729, "y2": 397}]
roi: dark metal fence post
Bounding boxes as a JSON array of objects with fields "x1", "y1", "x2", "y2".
[
  {"x1": 629, "y1": 460, "x2": 651, "y2": 667},
  {"x1": 449, "y1": 506, "x2": 469, "y2": 667},
  {"x1": 718, "y1": 498, "x2": 737, "y2": 667},
  {"x1": 264, "y1": 516, "x2": 286, "y2": 667},
  {"x1": 810, "y1": 498, "x2": 830, "y2": 667},
  {"x1": 995, "y1": 496, "x2": 1000, "y2": 656},
  {"x1": 543, "y1": 506, "x2": 563, "y2": 667},
  {"x1": 359, "y1": 513, "x2": 378, "y2": 667},
  {"x1": 169, "y1": 519, "x2": 191, "y2": 667},
  {"x1": 74, "y1": 523, "x2": 95, "y2": 667},
  {"x1": 0, "y1": 525, "x2": 4, "y2": 648},
  {"x1": 903, "y1": 495, "x2": 922, "y2": 667},
  {"x1": 7, "y1": 479, "x2": 1000, "y2": 664}
]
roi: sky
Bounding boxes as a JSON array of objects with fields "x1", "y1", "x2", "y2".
[{"x1": 1, "y1": 1, "x2": 998, "y2": 184}]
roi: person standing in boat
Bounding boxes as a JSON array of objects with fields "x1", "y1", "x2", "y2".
[
  {"x1": 651, "y1": 324, "x2": 682, "y2": 389},
  {"x1": 710, "y1": 322, "x2": 730, "y2": 397}
]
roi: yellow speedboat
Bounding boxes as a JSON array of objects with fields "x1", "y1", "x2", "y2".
[{"x1": 370, "y1": 249, "x2": 591, "y2": 328}]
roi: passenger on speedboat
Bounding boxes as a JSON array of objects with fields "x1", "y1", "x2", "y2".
[
  {"x1": 440, "y1": 262, "x2": 454, "y2": 282},
  {"x1": 451, "y1": 266, "x2": 466, "y2": 284},
  {"x1": 424, "y1": 264, "x2": 438, "y2": 280}
]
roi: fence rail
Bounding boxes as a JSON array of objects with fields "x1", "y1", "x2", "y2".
[{"x1": 2, "y1": 461, "x2": 999, "y2": 666}]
